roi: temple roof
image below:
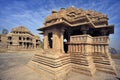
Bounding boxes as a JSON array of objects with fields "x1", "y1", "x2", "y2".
[
  {"x1": 39, "y1": 6, "x2": 110, "y2": 29},
  {"x1": 45, "y1": 6, "x2": 107, "y2": 23},
  {"x1": 11, "y1": 26, "x2": 31, "y2": 33},
  {"x1": 38, "y1": 6, "x2": 114, "y2": 34}
]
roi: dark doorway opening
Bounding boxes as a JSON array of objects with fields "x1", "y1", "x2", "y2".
[
  {"x1": 64, "y1": 31, "x2": 70, "y2": 53},
  {"x1": 48, "y1": 33, "x2": 53, "y2": 48}
]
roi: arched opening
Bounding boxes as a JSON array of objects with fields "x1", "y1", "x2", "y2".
[
  {"x1": 27, "y1": 37, "x2": 30, "y2": 40},
  {"x1": 8, "y1": 36, "x2": 12, "y2": 40},
  {"x1": 19, "y1": 37, "x2": 22, "y2": 40},
  {"x1": 10, "y1": 42, "x2": 12, "y2": 45},
  {"x1": 19, "y1": 42, "x2": 22, "y2": 46},
  {"x1": 27, "y1": 42, "x2": 29, "y2": 48}
]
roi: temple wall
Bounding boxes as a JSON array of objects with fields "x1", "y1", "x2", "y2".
[{"x1": 43, "y1": 28, "x2": 64, "y2": 53}]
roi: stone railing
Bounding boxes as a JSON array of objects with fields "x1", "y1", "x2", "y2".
[
  {"x1": 93, "y1": 36, "x2": 109, "y2": 44},
  {"x1": 70, "y1": 35, "x2": 92, "y2": 43},
  {"x1": 70, "y1": 35, "x2": 109, "y2": 44}
]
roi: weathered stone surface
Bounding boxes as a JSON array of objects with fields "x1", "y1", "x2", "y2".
[
  {"x1": 30, "y1": 6, "x2": 117, "y2": 80},
  {"x1": 0, "y1": 26, "x2": 41, "y2": 52}
]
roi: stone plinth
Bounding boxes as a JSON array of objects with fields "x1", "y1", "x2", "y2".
[{"x1": 28, "y1": 50, "x2": 71, "y2": 80}]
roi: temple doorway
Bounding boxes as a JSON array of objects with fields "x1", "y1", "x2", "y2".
[
  {"x1": 63, "y1": 30, "x2": 69, "y2": 53},
  {"x1": 48, "y1": 32, "x2": 53, "y2": 48}
]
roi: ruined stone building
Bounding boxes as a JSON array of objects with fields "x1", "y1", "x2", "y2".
[
  {"x1": 0, "y1": 26, "x2": 41, "y2": 52},
  {"x1": 28, "y1": 7, "x2": 117, "y2": 80}
]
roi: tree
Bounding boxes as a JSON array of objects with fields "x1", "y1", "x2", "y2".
[{"x1": 2, "y1": 29, "x2": 8, "y2": 34}]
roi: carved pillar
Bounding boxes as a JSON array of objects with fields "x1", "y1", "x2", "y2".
[
  {"x1": 71, "y1": 44, "x2": 73, "y2": 52},
  {"x1": 82, "y1": 44, "x2": 84, "y2": 54},
  {"x1": 103, "y1": 45, "x2": 105, "y2": 54},
  {"x1": 98, "y1": 45, "x2": 100, "y2": 52},
  {"x1": 84, "y1": 44, "x2": 86, "y2": 54},
  {"x1": 53, "y1": 31, "x2": 61, "y2": 51},
  {"x1": 78, "y1": 44, "x2": 79, "y2": 52},
  {"x1": 94, "y1": 45, "x2": 95, "y2": 53},
  {"x1": 75, "y1": 44, "x2": 77, "y2": 52},
  {"x1": 75, "y1": 44, "x2": 76, "y2": 52},
  {"x1": 76, "y1": 44, "x2": 78, "y2": 52},
  {"x1": 73, "y1": 44, "x2": 75, "y2": 52},
  {"x1": 95, "y1": 45, "x2": 97, "y2": 52},
  {"x1": 105, "y1": 45, "x2": 109, "y2": 53},
  {"x1": 102, "y1": 45, "x2": 104, "y2": 53},
  {"x1": 44, "y1": 32, "x2": 48, "y2": 49},
  {"x1": 60, "y1": 29, "x2": 64, "y2": 53}
]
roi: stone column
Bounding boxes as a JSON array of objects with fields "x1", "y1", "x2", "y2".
[
  {"x1": 71, "y1": 44, "x2": 73, "y2": 52},
  {"x1": 60, "y1": 30, "x2": 64, "y2": 53},
  {"x1": 82, "y1": 44, "x2": 84, "y2": 54},
  {"x1": 98, "y1": 45, "x2": 100, "y2": 52},
  {"x1": 73, "y1": 44, "x2": 74, "y2": 52},
  {"x1": 95, "y1": 45, "x2": 97, "y2": 52},
  {"x1": 101, "y1": 45, "x2": 104, "y2": 54},
  {"x1": 75, "y1": 44, "x2": 77, "y2": 52},
  {"x1": 104, "y1": 45, "x2": 106, "y2": 54},
  {"x1": 105, "y1": 45, "x2": 109, "y2": 53},
  {"x1": 84, "y1": 44, "x2": 86, "y2": 54},
  {"x1": 94, "y1": 45, "x2": 95, "y2": 53},
  {"x1": 44, "y1": 32, "x2": 48, "y2": 49},
  {"x1": 78, "y1": 45, "x2": 80, "y2": 52},
  {"x1": 76, "y1": 44, "x2": 78, "y2": 52},
  {"x1": 80, "y1": 45, "x2": 82, "y2": 53}
]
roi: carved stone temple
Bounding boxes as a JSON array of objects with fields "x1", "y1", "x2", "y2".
[
  {"x1": 29, "y1": 7, "x2": 117, "y2": 80},
  {"x1": 0, "y1": 26, "x2": 41, "y2": 52}
]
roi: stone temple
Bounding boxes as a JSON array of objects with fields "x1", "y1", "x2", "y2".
[
  {"x1": 28, "y1": 7, "x2": 117, "y2": 80},
  {"x1": 0, "y1": 26, "x2": 41, "y2": 52}
]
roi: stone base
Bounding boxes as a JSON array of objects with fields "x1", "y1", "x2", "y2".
[
  {"x1": 93, "y1": 54, "x2": 117, "y2": 75},
  {"x1": 28, "y1": 61, "x2": 71, "y2": 80},
  {"x1": 71, "y1": 63, "x2": 96, "y2": 76},
  {"x1": 70, "y1": 53, "x2": 96, "y2": 76},
  {"x1": 27, "y1": 53, "x2": 71, "y2": 80},
  {"x1": 27, "y1": 51, "x2": 117, "y2": 80}
]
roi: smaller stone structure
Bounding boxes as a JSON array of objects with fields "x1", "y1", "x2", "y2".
[{"x1": 0, "y1": 26, "x2": 41, "y2": 52}]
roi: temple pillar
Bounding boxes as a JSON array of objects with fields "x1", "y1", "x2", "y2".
[
  {"x1": 95, "y1": 45, "x2": 97, "y2": 52},
  {"x1": 98, "y1": 45, "x2": 100, "y2": 52},
  {"x1": 101, "y1": 45, "x2": 103, "y2": 53},
  {"x1": 82, "y1": 44, "x2": 84, "y2": 54},
  {"x1": 44, "y1": 32, "x2": 48, "y2": 49},
  {"x1": 60, "y1": 30, "x2": 64, "y2": 53},
  {"x1": 105, "y1": 45, "x2": 109, "y2": 55}
]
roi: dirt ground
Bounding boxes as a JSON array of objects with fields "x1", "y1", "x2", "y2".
[{"x1": 0, "y1": 53, "x2": 120, "y2": 80}]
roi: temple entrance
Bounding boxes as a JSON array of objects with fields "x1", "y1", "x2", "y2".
[
  {"x1": 48, "y1": 32, "x2": 53, "y2": 48},
  {"x1": 63, "y1": 30, "x2": 69, "y2": 53}
]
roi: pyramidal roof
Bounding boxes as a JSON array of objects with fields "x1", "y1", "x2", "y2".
[
  {"x1": 44, "y1": 6, "x2": 108, "y2": 27},
  {"x1": 11, "y1": 26, "x2": 31, "y2": 33}
]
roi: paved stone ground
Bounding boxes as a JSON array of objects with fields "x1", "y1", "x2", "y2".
[{"x1": 0, "y1": 53, "x2": 120, "y2": 80}]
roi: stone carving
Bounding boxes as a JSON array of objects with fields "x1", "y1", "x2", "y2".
[{"x1": 44, "y1": 6, "x2": 108, "y2": 27}]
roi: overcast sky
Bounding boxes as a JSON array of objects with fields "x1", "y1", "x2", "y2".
[{"x1": 0, "y1": 0, "x2": 120, "y2": 50}]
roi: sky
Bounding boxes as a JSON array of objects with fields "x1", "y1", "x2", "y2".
[{"x1": 0, "y1": 0, "x2": 120, "y2": 51}]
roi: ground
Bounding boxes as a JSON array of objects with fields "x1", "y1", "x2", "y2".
[{"x1": 0, "y1": 52, "x2": 120, "y2": 80}]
